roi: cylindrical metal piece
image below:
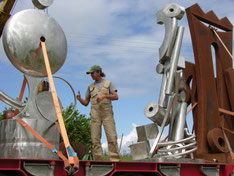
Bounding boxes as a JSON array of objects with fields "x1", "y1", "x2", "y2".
[
  {"x1": 144, "y1": 102, "x2": 169, "y2": 126},
  {"x1": 156, "y1": 63, "x2": 165, "y2": 74},
  {"x1": 32, "y1": 0, "x2": 53, "y2": 9},
  {"x1": 2, "y1": 9, "x2": 67, "y2": 77},
  {"x1": 165, "y1": 26, "x2": 184, "y2": 95},
  {"x1": 171, "y1": 101, "x2": 187, "y2": 141},
  {"x1": 158, "y1": 73, "x2": 169, "y2": 108}
]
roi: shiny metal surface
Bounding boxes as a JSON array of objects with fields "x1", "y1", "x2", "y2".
[
  {"x1": 32, "y1": 0, "x2": 54, "y2": 9},
  {"x1": 156, "y1": 3, "x2": 185, "y2": 63},
  {"x1": 165, "y1": 26, "x2": 184, "y2": 95},
  {"x1": 158, "y1": 73, "x2": 169, "y2": 108},
  {"x1": 157, "y1": 134, "x2": 197, "y2": 158},
  {"x1": 17, "y1": 75, "x2": 46, "y2": 120},
  {"x1": 144, "y1": 102, "x2": 169, "y2": 126},
  {"x1": 0, "y1": 90, "x2": 25, "y2": 109},
  {"x1": 0, "y1": 119, "x2": 60, "y2": 159},
  {"x1": 129, "y1": 141, "x2": 150, "y2": 160},
  {"x1": 36, "y1": 91, "x2": 62, "y2": 122},
  {"x1": 149, "y1": 97, "x2": 174, "y2": 157},
  {"x1": 2, "y1": 9, "x2": 67, "y2": 77},
  {"x1": 170, "y1": 102, "x2": 187, "y2": 141},
  {"x1": 136, "y1": 123, "x2": 158, "y2": 142}
]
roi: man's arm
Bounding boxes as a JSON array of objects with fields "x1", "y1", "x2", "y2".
[
  {"x1": 77, "y1": 91, "x2": 90, "y2": 106},
  {"x1": 97, "y1": 90, "x2": 118, "y2": 103}
]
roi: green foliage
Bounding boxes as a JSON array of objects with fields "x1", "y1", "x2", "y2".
[
  {"x1": 0, "y1": 107, "x2": 15, "y2": 120},
  {"x1": 62, "y1": 103, "x2": 92, "y2": 149}
]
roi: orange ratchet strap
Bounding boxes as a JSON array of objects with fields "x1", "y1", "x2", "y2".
[
  {"x1": 41, "y1": 41, "x2": 79, "y2": 169},
  {"x1": 16, "y1": 118, "x2": 70, "y2": 168},
  {"x1": 14, "y1": 77, "x2": 27, "y2": 116}
]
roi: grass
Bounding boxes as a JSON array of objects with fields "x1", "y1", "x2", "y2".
[{"x1": 103, "y1": 153, "x2": 132, "y2": 161}]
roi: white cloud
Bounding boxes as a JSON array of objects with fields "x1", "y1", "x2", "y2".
[
  {"x1": 102, "y1": 123, "x2": 137, "y2": 155},
  {"x1": 3, "y1": 0, "x2": 234, "y2": 100},
  {"x1": 102, "y1": 123, "x2": 169, "y2": 156}
]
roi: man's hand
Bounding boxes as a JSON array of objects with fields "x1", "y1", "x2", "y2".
[{"x1": 97, "y1": 95, "x2": 105, "y2": 103}]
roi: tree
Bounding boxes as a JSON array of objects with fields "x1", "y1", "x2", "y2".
[
  {"x1": 62, "y1": 103, "x2": 92, "y2": 150},
  {"x1": 0, "y1": 107, "x2": 15, "y2": 120}
]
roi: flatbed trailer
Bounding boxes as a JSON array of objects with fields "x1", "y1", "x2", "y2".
[{"x1": 0, "y1": 158, "x2": 233, "y2": 176}]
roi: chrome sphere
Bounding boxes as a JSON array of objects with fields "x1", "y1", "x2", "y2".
[
  {"x1": 2, "y1": 9, "x2": 67, "y2": 77},
  {"x1": 32, "y1": 0, "x2": 54, "y2": 9}
]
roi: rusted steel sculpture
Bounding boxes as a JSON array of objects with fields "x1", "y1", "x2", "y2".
[{"x1": 185, "y1": 3, "x2": 234, "y2": 163}]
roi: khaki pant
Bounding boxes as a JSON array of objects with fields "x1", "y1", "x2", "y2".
[{"x1": 90, "y1": 103, "x2": 120, "y2": 161}]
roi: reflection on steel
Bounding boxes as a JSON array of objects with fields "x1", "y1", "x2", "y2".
[
  {"x1": 170, "y1": 102, "x2": 187, "y2": 141},
  {"x1": 0, "y1": 119, "x2": 59, "y2": 159},
  {"x1": 158, "y1": 134, "x2": 196, "y2": 146},
  {"x1": 158, "y1": 73, "x2": 169, "y2": 108},
  {"x1": 36, "y1": 91, "x2": 63, "y2": 122},
  {"x1": 185, "y1": 3, "x2": 234, "y2": 163},
  {"x1": 32, "y1": 0, "x2": 53, "y2": 9},
  {"x1": 165, "y1": 26, "x2": 184, "y2": 95},
  {"x1": 0, "y1": 90, "x2": 25, "y2": 109},
  {"x1": 0, "y1": 4, "x2": 70, "y2": 164},
  {"x1": 2, "y1": 9, "x2": 67, "y2": 77},
  {"x1": 157, "y1": 134, "x2": 198, "y2": 158}
]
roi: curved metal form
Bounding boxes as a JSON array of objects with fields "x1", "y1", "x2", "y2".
[
  {"x1": 2, "y1": 9, "x2": 67, "y2": 77},
  {"x1": 53, "y1": 76, "x2": 77, "y2": 122},
  {"x1": 156, "y1": 3, "x2": 185, "y2": 63},
  {"x1": 32, "y1": 0, "x2": 53, "y2": 9},
  {"x1": 158, "y1": 141, "x2": 197, "y2": 152},
  {"x1": 36, "y1": 91, "x2": 63, "y2": 122},
  {"x1": 0, "y1": 90, "x2": 25, "y2": 109},
  {"x1": 158, "y1": 134, "x2": 196, "y2": 146},
  {"x1": 157, "y1": 134, "x2": 197, "y2": 158}
]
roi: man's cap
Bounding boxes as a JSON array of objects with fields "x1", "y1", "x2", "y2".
[{"x1": 86, "y1": 65, "x2": 102, "y2": 74}]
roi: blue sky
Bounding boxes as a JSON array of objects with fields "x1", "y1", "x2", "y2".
[{"x1": 0, "y1": 0, "x2": 234, "y2": 154}]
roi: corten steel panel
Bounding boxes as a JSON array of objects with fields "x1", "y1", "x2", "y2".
[
  {"x1": 186, "y1": 3, "x2": 234, "y2": 163},
  {"x1": 224, "y1": 68, "x2": 234, "y2": 111},
  {"x1": 184, "y1": 62, "x2": 198, "y2": 131}
]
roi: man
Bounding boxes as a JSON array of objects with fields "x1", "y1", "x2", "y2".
[{"x1": 77, "y1": 65, "x2": 120, "y2": 161}]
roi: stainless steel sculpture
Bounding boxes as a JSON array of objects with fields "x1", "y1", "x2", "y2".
[
  {"x1": 32, "y1": 0, "x2": 54, "y2": 9},
  {"x1": 130, "y1": 3, "x2": 197, "y2": 160},
  {"x1": 0, "y1": 8, "x2": 75, "y2": 162},
  {"x1": 2, "y1": 9, "x2": 67, "y2": 77}
]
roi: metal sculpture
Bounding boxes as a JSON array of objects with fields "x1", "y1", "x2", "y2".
[
  {"x1": 185, "y1": 3, "x2": 234, "y2": 163},
  {"x1": 0, "y1": 3, "x2": 77, "y2": 167},
  {"x1": 130, "y1": 3, "x2": 197, "y2": 160}
]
